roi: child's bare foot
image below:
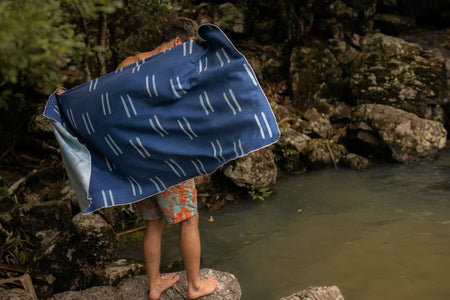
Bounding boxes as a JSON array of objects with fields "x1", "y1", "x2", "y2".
[
  {"x1": 187, "y1": 278, "x2": 218, "y2": 299},
  {"x1": 149, "y1": 273, "x2": 180, "y2": 300}
]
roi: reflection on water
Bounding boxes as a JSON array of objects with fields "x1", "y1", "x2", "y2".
[{"x1": 118, "y1": 150, "x2": 450, "y2": 299}]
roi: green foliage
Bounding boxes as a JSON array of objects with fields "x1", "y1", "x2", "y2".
[
  {"x1": 0, "y1": 0, "x2": 122, "y2": 110},
  {"x1": 0, "y1": 0, "x2": 79, "y2": 108},
  {"x1": 113, "y1": 205, "x2": 145, "y2": 231},
  {"x1": 140, "y1": 0, "x2": 172, "y2": 11},
  {"x1": 1, "y1": 235, "x2": 36, "y2": 266},
  {"x1": 248, "y1": 187, "x2": 273, "y2": 201},
  {"x1": 64, "y1": 0, "x2": 123, "y2": 19}
]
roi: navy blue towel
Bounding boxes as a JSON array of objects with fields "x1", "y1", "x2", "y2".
[{"x1": 44, "y1": 24, "x2": 280, "y2": 213}]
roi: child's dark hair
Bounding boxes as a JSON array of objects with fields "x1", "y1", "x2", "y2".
[{"x1": 162, "y1": 17, "x2": 199, "y2": 43}]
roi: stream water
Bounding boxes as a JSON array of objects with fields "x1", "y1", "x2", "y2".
[{"x1": 118, "y1": 149, "x2": 450, "y2": 299}]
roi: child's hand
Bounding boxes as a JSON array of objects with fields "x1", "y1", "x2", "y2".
[{"x1": 56, "y1": 88, "x2": 67, "y2": 95}]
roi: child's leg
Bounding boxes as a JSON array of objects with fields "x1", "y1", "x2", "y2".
[{"x1": 179, "y1": 214, "x2": 217, "y2": 299}]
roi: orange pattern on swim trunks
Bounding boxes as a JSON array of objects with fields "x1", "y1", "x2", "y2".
[{"x1": 135, "y1": 179, "x2": 197, "y2": 224}]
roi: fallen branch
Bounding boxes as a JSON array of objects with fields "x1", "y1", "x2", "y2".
[
  {"x1": 0, "y1": 263, "x2": 26, "y2": 273},
  {"x1": 116, "y1": 226, "x2": 146, "y2": 237},
  {"x1": 277, "y1": 117, "x2": 296, "y2": 126},
  {"x1": 6, "y1": 169, "x2": 39, "y2": 196},
  {"x1": 325, "y1": 140, "x2": 338, "y2": 169},
  {"x1": 7, "y1": 177, "x2": 26, "y2": 197},
  {"x1": 41, "y1": 142, "x2": 60, "y2": 153},
  {"x1": 0, "y1": 274, "x2": 38, "y2": 300}
]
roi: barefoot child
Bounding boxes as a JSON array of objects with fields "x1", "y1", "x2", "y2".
[{"x1": 117, "y1": 17, "x2": 218, "y2": 300}]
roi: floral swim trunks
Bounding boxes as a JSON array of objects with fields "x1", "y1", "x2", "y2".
[{"x1": 135, "y1": 178, "x2": 197, "y2": 224}]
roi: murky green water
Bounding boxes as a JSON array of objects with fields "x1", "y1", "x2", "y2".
[{"x1": 119, "y1": 150, "x2": 450, "y2": 299}]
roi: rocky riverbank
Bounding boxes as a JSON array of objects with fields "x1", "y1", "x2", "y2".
[
  {"x1": 1, "y1": 268, "x2": 345, "y2": 300},
  {"x1": 0, "y1": 0, "x2": 449, "y2": 299}
]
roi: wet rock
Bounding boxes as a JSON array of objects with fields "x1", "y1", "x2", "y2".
[
  {"x1": 119, "y1": 268, "x2": 241, "y2": 300},
  {"x1": 13, "y1": 200, "x2": 73, "y2": 234},
  {"x1": 347, "y1": 128, "x2": 386, "y2": 157},
  {"x1": 0, "y1": 288, "x2": 35, "y2": 300},
  {"x1": 345, "y1": 135, "x2": 389, "y2": 160},
  {"x1": 290, "y1": 45, "x2": 343, "y2": 110},
  {"x1": 341, "y1": 153, "x2": 373, "y2": 170},
  {"x1": 222, "y1": 147, "x2": 277, "y2": 189},
  {"x1": 352, "y1": 104, "x2": 447, "y2": 162},
  {"x1": 274, "y1": 127, "x2": 310, "y2": 173},
  {"x1": 280, "y1": 285, "x2": 345, "y2": 300},
  {"x1": 50, "y1": 286, "x2": 120, "y2": 300},
  {"x1": 194, "y1": 174, "x2": 212, "y2": 193},
  {"x1": 278, "y1": 127, "x2": 311, "y2": 151},
  {"x1": 296, "y1": 108, "x2": 334, "y2": 139},
  {"x1": 350, "y1": 33, "x2": 447, "y2": 122},
  {"x1": 302, "y1": 139, "x2": 345, "y2": 169}
]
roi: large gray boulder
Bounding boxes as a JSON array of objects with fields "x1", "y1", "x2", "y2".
[
  {"x1": 50, "y1": 268, "x2": 241, "y2": 300},
  {"x1": 119, "y1": 269, "x2": 241, "y2": 300},
  {"x1": 350, "y1": 33, "x2": 447, "y2": 122},
  {"x1": 352, "y1": 104, "x2": 447, "y2": 162}
]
